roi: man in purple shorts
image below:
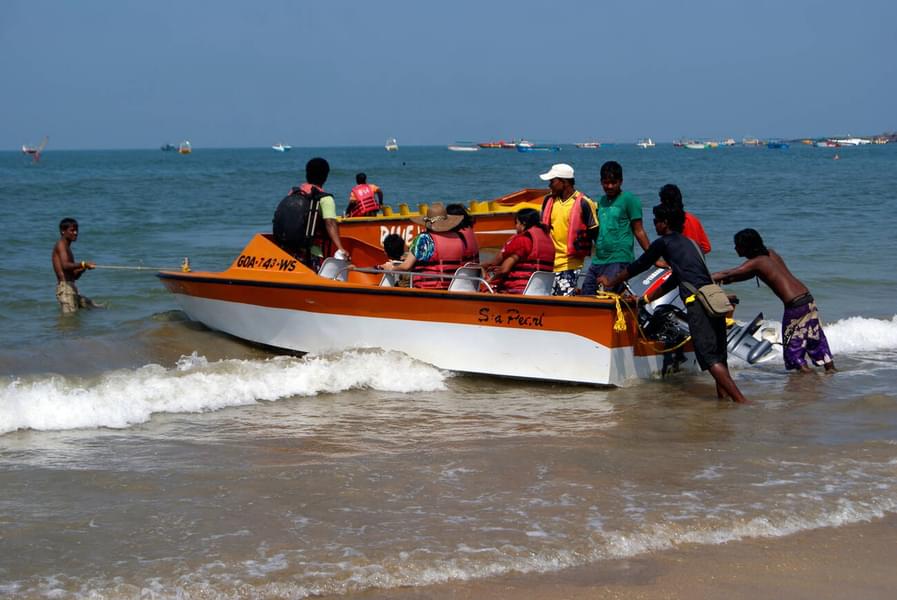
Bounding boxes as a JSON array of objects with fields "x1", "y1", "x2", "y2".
[{"x1": 712, "y1": 228, "x2": 835, "y2": 373}]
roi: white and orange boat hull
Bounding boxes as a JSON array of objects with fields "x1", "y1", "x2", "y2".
[{"x1": 159, "y1": 234, "x2": 697, "y2": 386}]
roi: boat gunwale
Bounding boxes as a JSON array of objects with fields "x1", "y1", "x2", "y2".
[{"x1": 156, "y1": 271, "x2": 623, "y2": 310}]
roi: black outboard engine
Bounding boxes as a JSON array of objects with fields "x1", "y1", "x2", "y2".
[{"x1": 626, "y1": 268, "x2": 775, "y2": 365}]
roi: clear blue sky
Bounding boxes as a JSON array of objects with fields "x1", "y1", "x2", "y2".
[{"x1": 3, "y1": 0, "x2": 895, "y2": 149}]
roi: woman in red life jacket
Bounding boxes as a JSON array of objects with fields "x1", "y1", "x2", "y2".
[
  {"x1": 486, "y1": 208, "x2": 556, "y2": 293},
  {"x1": 659, "y1": 183, "x2": 711, "y2": 254},
  {"x1": 446, "y1": 203, "x2": 479, "y2": 263},
  {"x1": 378, "y1": 203, "x2": 465, "y2": 289},
  {"x1": 345, "y1": 172, "x2": 383, "y2": 217}
]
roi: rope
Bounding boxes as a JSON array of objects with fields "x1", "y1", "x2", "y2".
[
  {"x1": 94, "y1": 258, "x2": 192, "y2": 273},
  {"x1": 593, "y1": 289, "x2": 692, "y2": 354}
]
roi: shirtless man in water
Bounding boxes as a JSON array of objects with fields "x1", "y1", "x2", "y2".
[
  {"x1": 712, "y1": 228, "x2": 835, "y2": 373},
  {"x1": 52, "y1": 218, "x2": 99, "y2": 313}
]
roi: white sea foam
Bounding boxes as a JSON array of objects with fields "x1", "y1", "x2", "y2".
[
  {"x1": 748, "y1": 314, "x2": 897, "y2": 354},
  {"x1": 0, "y1": 350, "x2": 447, "y2": 435}
]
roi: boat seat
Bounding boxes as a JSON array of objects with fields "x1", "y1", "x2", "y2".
[
  {"x1": 522, "y1": 271, "x2": 555, "y2": 296},
  {"x1": 318, "y1": 258, "x2": 349, "y2": 281},
  {"x1": 448, "y1": 266, "x2": 485, "y2": 292},
  {"x1": 379, "y1": 272, "x2": 398, "y2": 287}
]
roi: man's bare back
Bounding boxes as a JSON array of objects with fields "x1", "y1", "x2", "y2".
[{"x1": 714, "y1": 249, "x2": 808, "y2": 305}]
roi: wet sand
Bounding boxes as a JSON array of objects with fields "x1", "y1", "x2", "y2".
[{"x1": 348, "y1": 514, "x2": 897, "y2": 600}]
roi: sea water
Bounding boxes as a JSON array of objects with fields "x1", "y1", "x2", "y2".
[{"x1": 1, "y1": 144, "x2": 896, "y2": 597}]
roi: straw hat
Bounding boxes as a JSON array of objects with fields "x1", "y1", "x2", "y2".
[{"x1": 410, "y1": 203, "x2": 463, "y2": 232}]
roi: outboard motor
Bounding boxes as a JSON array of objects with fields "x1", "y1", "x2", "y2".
[
  {"x1": 627, "y1": 268, "x2": 691, "y2": 348},
  {"x1": 726, "y1": 312, "x2": 774, "y2": 364},
  {"x1": 627, "y1": 268, "x2": 775, "y2": 364}
]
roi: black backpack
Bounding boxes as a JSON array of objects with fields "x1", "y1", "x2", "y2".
[{"x1": 272, "y1": 186, "x2": 324, "y2": 252}]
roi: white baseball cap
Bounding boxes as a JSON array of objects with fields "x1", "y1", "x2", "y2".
[{"x1": 539, "y1": 163, "x2": 575, "y2": 180}]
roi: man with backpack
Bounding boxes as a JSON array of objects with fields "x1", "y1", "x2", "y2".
[{"x1": 273, "y1": 157, "x2": 348, "y2": 269}]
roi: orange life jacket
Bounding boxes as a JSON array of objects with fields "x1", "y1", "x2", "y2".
[
  {"x1": 501, "y1": 227, "x2": 556, "y2": 294},
  {"x1": 458, "y1": 227, "x2": 479, "y2": 262},
  {"x1": 540, "y1": 192, "x2": 592, "y2": 259},
  {"x1": 413, "y1": 232, "x2": 466, "y2": 289},
  {"x1": 347, "y1": 184, "x2": 379, "y2": 217}
]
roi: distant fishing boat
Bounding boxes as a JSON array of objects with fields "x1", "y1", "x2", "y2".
[
  {"x1": 178, "y1": 141, "x2": 192, "y2": 154},
  {"x1": 160, "y1": 143, "x2": 177, "y2": 152},
  {"x1": 477, "y1": 141, "x2": 502, "y2": 148},
  {"x1": 385, "y1": 138, "x2": 398, "y2": 152},
  {"x1": 831, "y1": 137, "x2": 871, "y2": 146},
  {"x1": 742, "y1": 136, "x2": 762, "y2": 146},
  {"x1": 685, "y1": 142, "x2": 708, "y2": 150},
  {"x1": 815, "y1": 140, "x2": 841, "y2": 148},
  {"x1": 636, "y1": 138, "x2": 655, "y2": 148},
  {"x1": 575, "y1": 141, "x2": 601, "y2": 149},
  {"x1": 447, "y1": 144, "x2": 479, "y2": 152},
  {"x1": 721, "y1": 138, "x2": 737, "y2": 146},
  {"x1": 22, "y1": 136, "x2": 49, "y2": 162},
  {"x1": 272, "y1": 143, "x2": 292, "y2": 152},
  {"x1": 766, "y1": 139, "x2": 789, "y2": 149}
]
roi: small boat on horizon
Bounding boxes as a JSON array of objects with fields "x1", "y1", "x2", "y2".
[
  {"x1": 767, "y1": 139, "x2": 789, "y2": 149},
  {"x1": 742, "y1": 136, "x2": 762, "y2": 146},
  {"x1": 272, "y1": 143, "x2": 292, "y2": 152},
  {"x1": 22, "y1": 136, "x2": 49, "y2": 162},
  {"x1": 575, "y1": 141, "x2": 601, "y2": 149},
  {"x1": 178, "y1": 141, "x2": 192, "y2": 154},
  {"x1": 160, "y1": 143, "x2": 177, "y2": 152},
  {"x1": 684, "y1": 142, "x2": 708, "y2": 150},
  {"x1": 636, "y1": 138, "x2": 655, "y2": 148},
  {"x1": 385, "y1": 137, "x2": 399, "y2": 152},
  {"x1": 477, "y1": 141, "x2": 502, "y2": 148},
  {"x1": 447, "y1": 144, "x2": 479, "y2": 152}
]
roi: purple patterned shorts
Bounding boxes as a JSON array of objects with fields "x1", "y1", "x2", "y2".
[{"x1": 782, "y1": 296, "x2": 833, "y2": 370}]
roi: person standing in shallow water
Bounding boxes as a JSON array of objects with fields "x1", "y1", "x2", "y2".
[
  {"x1": 712, "y1": 228, "x2": 835, "y2": 373},
  {"x1": 52, "y1": 217, "x2": 99, "y2": 313}
]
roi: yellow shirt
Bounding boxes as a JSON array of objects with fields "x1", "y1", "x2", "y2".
[{"x1": 548, "y1": 191, "x2": 598, "y2": 272}]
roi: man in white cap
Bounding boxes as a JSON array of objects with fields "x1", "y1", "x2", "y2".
[{"x1": 538, "y1": 163, "x2": 598, "y2": 296}]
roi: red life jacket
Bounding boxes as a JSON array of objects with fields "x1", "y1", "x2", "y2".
[
  {"x1": 413, "y1": 232, "x2": 466, "y2": 289},
  {"x1": 540, "y1": 191, "x2": 592, "y2": 259},
  {"x1": 458, "y1": 227, "x2": 479, "y2": 262},
  {"x1": 501, "y1": 227, "x2": 556, "y2": 294},
  {"x1": 347, "y1": 184, "x2": 379, "y2": 217}
]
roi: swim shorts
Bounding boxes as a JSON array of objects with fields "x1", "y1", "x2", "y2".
[
  {"x1": 56, "y1": 281, "x2": 91, "y2": 314},
  {"x1": 782, "y1": 294, "x2": 833, "y2": 370},
  {"x1": 552, "y1": 269, "x2": 580, "y2": 296},
  {"x1": 686, "y1": 301, "x2": 728, "y2": 371}
]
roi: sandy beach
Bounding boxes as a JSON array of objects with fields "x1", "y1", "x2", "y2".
[{"x1": 347, "y1": 514, "x2": 897, "y2": 600}]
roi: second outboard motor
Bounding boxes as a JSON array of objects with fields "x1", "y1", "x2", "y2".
[{"x1": 727, "y1": 312, "x2": 774, "y2": 364}]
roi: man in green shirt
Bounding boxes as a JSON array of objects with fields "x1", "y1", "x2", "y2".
[{"x1": 581, "y1": 161, "x2": 651, "y2": 294}]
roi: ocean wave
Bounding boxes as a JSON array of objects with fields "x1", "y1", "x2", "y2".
[
  {"x1": 752, "y1": 314, "x2": 897, "y2": 354},
  {"x1": 0, "y1": 350, "x2": 447, "y2": 435}
]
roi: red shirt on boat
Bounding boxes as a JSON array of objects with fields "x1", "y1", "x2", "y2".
[{"x1": 683, "y1": 211, "x2": 711, "y2": 254}]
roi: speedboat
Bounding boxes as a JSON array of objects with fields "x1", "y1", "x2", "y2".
[
  {"x1": 575, "y1": 141, "x2": 601, "y2": 149},
  {"x1": 684, "y1": 142, "x2": 707, "y2": 150},
  {"x1": 158, "y1": 191, "x2": 774, "y2": 386},
  {"x1": 767, "y1": 139, "x2": 789, "y2": 149},
  {"x1": 21, "y1": 136, "x2": 48, "y2": 161},
  {"x1": 178, "y1": 141, "x2": 192, "y2": 154},
  {"x1": 385, "y1": 138, "x2": 399, "y2": 152},
  {"x1": 636, "y1": 138, "x2": 655, "y2": 148},
  {"x1": 831, "y1": 137, "x2": 870, "y2": 146},
  {"x1": 272, "y1": 143, "x2": 292, "y2": 152},
  {"x1": 447, "y1": 145, "x2": 479, "y2": 152}
]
